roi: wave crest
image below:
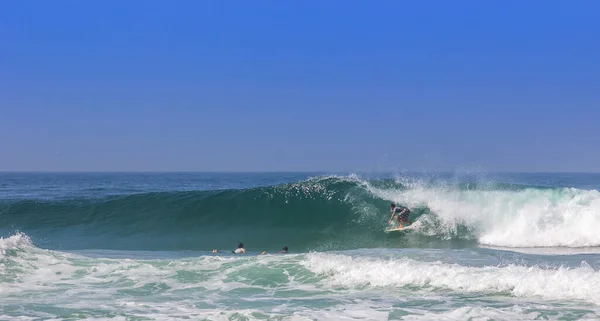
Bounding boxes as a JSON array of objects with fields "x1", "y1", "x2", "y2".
[{"x1": 2, "y1": 175, "x2": 600, "y2": 250}]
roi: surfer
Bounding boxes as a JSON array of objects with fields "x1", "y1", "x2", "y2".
[
  {"x1": 233, "y1": 243, "x2": 246, "y2": 254},
  {"x1": 389, "y1": 203, "x2": 411, "y2": 228},
  {"x1": 260, "y1": 246, "x2": 288, "y2": 255}
]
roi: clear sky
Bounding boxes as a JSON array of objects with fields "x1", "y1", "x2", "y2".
[{"x1": 1, "y1": 1, "x2": 599, "y2": 172}]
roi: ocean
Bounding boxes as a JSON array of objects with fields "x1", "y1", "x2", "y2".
[{"x1": 1, "y1": 171, "x2": 600, "y2": 320}]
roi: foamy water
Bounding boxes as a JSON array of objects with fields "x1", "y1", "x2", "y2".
[
  {"x1": 2, "y1": 234, "x2": 600, "y2": 320},
  {"x1": 366, "y1": 178, "x2": 600, "y2": 247},
  {"x1": 3, "y1": 172, "x2": 600, "y2": 320}
]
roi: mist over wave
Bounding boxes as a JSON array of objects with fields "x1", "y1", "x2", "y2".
[{"x1": 1, "y1": 174, "x2": 599, "y2": 251}]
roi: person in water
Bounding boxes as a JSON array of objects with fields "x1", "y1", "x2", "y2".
[
  {"x1": 233, "y1": 243, "x2": 246, "y2": 254},
  {"x1": 260, "y1": 246, "x2": 288, "y2": 255},
  {"x1": 389, "y1": 203, "x2": 411, "y2": 228}
]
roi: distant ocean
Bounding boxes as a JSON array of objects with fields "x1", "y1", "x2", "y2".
[{"x1": 1, "y1": 172, "x2": 600, "y2": 320}]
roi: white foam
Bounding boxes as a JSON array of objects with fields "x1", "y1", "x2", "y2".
[
  {"x1": 399, "y1": 306, "x2": 598, "y2": 321},
  {"x1": 0, "y1": 232, "x2": 33, "y2": 258},
  {"x1": 366, "y1": 180, "x2": 600, "y2": 247},
  {"x1": 0, "y1": 232, "x2": 35, "y2": 276},
  {"x1": 302, "y1": 252, "x2": 600, "y2": 305},
  {"x1": 3, "y1": 241, "x2": 600, "y2": 320}
]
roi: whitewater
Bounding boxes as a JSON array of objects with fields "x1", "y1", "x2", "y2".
[
  {"x1": 364, "y1": 177, "x2": 600, "y2": 248},
  {"x1": 1, "y1": 172, "x2": 600, "y2": 320}
]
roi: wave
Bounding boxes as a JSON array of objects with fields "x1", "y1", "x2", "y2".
[
  {"x1": 1, "y1": 175, "x2": 600, "y2": 251},
  {"x1": 303, "y1": 252, "x2": 600, "y2": 305},
  {"x1": 0, "y1": 176, "x2": 393, "y2": 251},
  {"x1": 365, "y1": 178, "x2": 600, "y2": 247},
  {"x1": 2, "y1": 235, "x2": 600, "y2": 312}
]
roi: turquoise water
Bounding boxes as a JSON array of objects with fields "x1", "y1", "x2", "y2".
[{"x1": 1, "y1": 172, "x2": 600, "y2": 320}]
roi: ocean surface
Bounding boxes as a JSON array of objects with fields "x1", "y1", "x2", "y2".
[{"x1": 1, "y1": 171, "x2": 600, "y2": 320}]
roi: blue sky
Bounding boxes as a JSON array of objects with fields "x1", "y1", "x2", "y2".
[{"x1": 1, "y1": 1, "x2": 599, "y2": 172}]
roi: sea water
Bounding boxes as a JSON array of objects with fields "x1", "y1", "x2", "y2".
[{"x1": 1, "y1": 172, "x2": 600, "y2": 320}]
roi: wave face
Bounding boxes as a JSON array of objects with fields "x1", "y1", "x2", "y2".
[
  {"x1": 1, "y1": 175, "x2": 600, "y2": 251},
  {"x1": 0, "y1": 176, "x2": 391, "y2": 251}
]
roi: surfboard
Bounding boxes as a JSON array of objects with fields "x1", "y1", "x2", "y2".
[
  {"x1": 385, "y1": 226, "x2": 411, "y2": 233},
  {"x1": 385, "y1": 221, "x2": 419, "y2": 232}
]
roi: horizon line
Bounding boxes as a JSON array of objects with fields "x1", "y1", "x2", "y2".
[{"x1": 1, "y1": 170, "x2": 600, "y2": 174}]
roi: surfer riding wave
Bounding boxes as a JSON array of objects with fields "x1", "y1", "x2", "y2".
[{"x1": 389, "y1": 203, "x2": 411, "y2": 228}]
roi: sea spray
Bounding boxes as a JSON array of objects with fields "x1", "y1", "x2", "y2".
[{"x1": 366, "y1": 180, "x2": 600, "y2": 247}]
